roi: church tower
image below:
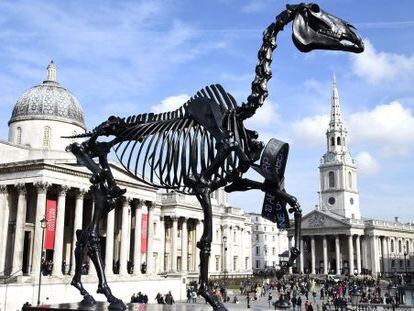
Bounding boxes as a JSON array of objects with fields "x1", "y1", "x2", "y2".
[{"x1": 319, "y1": 75, "x2": 360, "y2": 219}]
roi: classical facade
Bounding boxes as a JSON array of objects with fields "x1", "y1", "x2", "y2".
[
  {"x1": 250, "y1": 213, "x2": 288, "y2": 272},
  {"x1": 0, "y1": 62, "x2": 252, "y2": 309},
  {"x1": 288, "y1": 75, "x2": 414, "y2": 277}
]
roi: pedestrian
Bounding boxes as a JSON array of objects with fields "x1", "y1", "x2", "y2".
[
  {"x1": 308, "y1": 302, "x2": 314, "y2": 311},
  {"x1": 165, "y1": 291, "x2": 175, "y2": 305},
  {"x1": 247, "y1": 292, "x2": 251, "y2": 308},
  {"x1": 291, "y1": 295, "x2": 297, "y2": 310},
  {"x1": 268, "y1": 292, "x2": 272, "y2": 307},
  {"x1": 297, "y1": 295, "x2": 302, "y2": 310},
  {"x1": 186, "y1": 288, "x2": 191, "y2": 303},
  {"x1": 305, "y1": 299, "x2": 310, "y2": 311},
  {"x1": 191, "y1": 290, "x2": 197, "y2": 303}
]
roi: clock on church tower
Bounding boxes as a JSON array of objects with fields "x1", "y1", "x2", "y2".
[{"x1": 319, "y1": 75, "x2": 361, "y2": 219}]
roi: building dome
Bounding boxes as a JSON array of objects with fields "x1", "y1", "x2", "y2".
[{"x1": 8, "y1": 61, "x2": 86, "y2": 129}]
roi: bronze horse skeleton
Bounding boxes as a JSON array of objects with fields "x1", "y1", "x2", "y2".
[{"x1": 65, "y1": 3, "x2": 363, "y2": 310}]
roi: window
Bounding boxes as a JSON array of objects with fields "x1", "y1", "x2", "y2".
[
  {"x1": 256, "y1": 260, "x2": 260, "y2": 269},
  {"x1": 337, "y1": 137, "x2": 341, "y2": 145},
  {"x1": 43, "y1": 126, "x2": 51, "y2": 148},
  {"x1": 256, "y1": 234, "x2": 259, "y2": 241},
  {"x1": 256, "y1": 246, "x2": 260, "y2": 256},
  {"x1": 233, "y1": 256, "x2": 238, "y2": 271},
  {"x1": 272, "y1": 247, "x2": 276, "y2": 255},
  {"x1": 328, "y1": 171, "x2": 335, "y2": 188},
  {"x1": 215, "y1": 256, "x2": 220, "y2": 271},
  {"x1": 272, "y1": 236, "x2": 275, "y2": 242},
  {"x1": 264, "y1": 226, "x2": 266, "y2": 231},
  {"x1": 348, "y1": 172, "x2": 352, "y2": 189},
  {"x1": 153, "y1": 222, "x2": 157, "y2": 236},
  {"x1": 391, "y1": 240, "x2": 394, "y2": 253},
  {"x1": 331, "y1": 137, "x2": 335, "y2": 146},
  {"x1": 255, "y1": 225, "x2": 258, "y2": 230},
  {"x1": 265, "y1": 235, "x2": 267, "y2": 241},
  {"x1": 245, "y1": 257, "x2": 249, "y2": 270},
  {"x1": 16, "y1": 127, "x2": 22, "y2": 144}
]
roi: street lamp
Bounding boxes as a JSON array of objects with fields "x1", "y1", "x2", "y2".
[
  {"x1": 37, "y1": 217, "x2": 47, "y2": 306},
  {"x1": 222, "y1": 235, "x2": 228, "y2": 286}
]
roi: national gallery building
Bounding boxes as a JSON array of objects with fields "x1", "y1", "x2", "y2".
[
  {"x1": 288, "y1": 77, "x2": 414, "y2": 277},
  {"x1": 0, "y1": 62, "x2": 253, "y2": 309}
]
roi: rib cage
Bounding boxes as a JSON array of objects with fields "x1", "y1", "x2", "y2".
[{"x1": 114, "y1": 84, "x2": 249, "y2": 194}]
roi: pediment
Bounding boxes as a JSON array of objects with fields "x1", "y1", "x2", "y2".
[{"x1": 301, "y1": 210, "x2": 350, "y2": 229}]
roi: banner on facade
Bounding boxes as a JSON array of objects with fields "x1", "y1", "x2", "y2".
[
  {"x1": 44, "y1": 199, "x2": 57, "y2": 250},
  {"x1": 141, "y1": 214, "x2": 148, "y2": 253}
]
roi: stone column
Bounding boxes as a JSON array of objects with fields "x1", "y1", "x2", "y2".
[
  {"x1": 52, "y1": 186, "x2": 69, "y2": 276},
  {"x1": 171, "y1": 216, "x2": 178, "y2": 272},
  {"x1": 224, "y1": 225, "x2": 231, "y2": 273},
  {"x1": 119, "y1": 197, "x2": 131, "y2": 276},
  {"x1": 382, "y1": 236, "x2": 388, "y2": 274},
  {"x1": 158, "y1": 216, "x2": 166, "y2": 273},
  {"x1": 105, "y1": 207, "x2": 115, "y2": 275},
  {"x1": 335, "y1": 235, "x2": 341, "y2": 274},
  {"x1": 181, "y1": 217, "x2": 188, "y2": 272},
  {"x1": 31, "y1": 182, "x2": 49, "y2": 275},
  {"x1": 12, "y1": 183, "x2": 27, "y2": 275},
  {"x1": 356, "y1": 235, "x2": 361, "y2": 274},
  {"x1": 239, "y1": 228, "x2": 244, "y2": 271},
  {"x1": 70, "y1": 189, "x2": 85, "y2": 274},
  {"x1": 348, "y1": 235, "x2": 354, "y2": 275},
  {"x1": 133, "y1": 200, "x2": 143, "y2": 276},
  {"x1": 0, "y1": 185, "x2": 9, "y2": 274},
  {"x1": 146, "y1": 201, "x2": 155, "y2": 274},
  {"x1": 299, "y1": 238, "x2": 304, "y2": 274},
  {"x1": 310, "y1": 236, "x2": 316, "y2": 274},
  {"x1": 288, "y1": 236, "x2": 293, "y2": 273},
  {"x1": 195, "y1": 220, "x2": 203, "y2": 271},
  {"x1": 323, "y1": 236, "x2": 328, "y2": 274},
  {"x1": 371, "y1": 235, "x2": 379, "y2": 275}
]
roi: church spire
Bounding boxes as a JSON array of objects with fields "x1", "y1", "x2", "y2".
[
  {"x1": 329, "y1": 73, "x2": 343, "y2": 129},
  {"x1": 44, "y1": 60, "x2": 58, "y2": 85}
]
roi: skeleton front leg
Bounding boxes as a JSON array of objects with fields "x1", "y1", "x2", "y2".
[{"x1": 225, "y1": 177, "x2": 302, "y2": 272}]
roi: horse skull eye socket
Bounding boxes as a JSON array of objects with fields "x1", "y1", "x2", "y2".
[{"x1": 309, "y1": 4, "x2": 320, "y2": 13}]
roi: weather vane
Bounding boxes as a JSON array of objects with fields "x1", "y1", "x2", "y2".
[{"x1": 65, "y1": 3, "x2": 363, "y2": 310}]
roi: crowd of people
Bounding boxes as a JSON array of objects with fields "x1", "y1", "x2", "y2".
[{"x1": 130, "y1": 292, "x2": 148, "y2": 304}]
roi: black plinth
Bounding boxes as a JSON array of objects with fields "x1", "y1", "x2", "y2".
[{"x1": 22, "y1": 301, "x2": 129, "y2": 311}]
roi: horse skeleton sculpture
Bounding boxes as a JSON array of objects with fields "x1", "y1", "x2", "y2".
[{"x1": 65, "y1": 3, "x2": 363, "y2": 310}]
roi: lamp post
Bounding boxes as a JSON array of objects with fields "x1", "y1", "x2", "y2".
[
  {"x1": 222, "y1": 235, "x2": 227, "y2": 285},
  {"x1": 37, "y1": 217, "x2": 47, "y2": 306}
]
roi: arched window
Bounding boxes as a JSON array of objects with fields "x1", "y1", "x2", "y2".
[
  {"x1": 43, "y1": 126, "x2": 51, "y2": 148},
  {"x1": 348, "y1": 172, "x2": 352, "y2": 189},
  {"x1": 16, "y1": 127, "x2": 22, "y2": 144},
  {"x1": 331, "y1": 137, "x2": 335, "y2": 146},
  {"x1": 337, "y1": 137, "x2": 341, "y2": 145},
  {"x1": 328, "y1": 171, "x2": 335, "y2": 188},
  {"x1": 399, "y1": 240, "x2": 402, "y2": 253},
  {"x1": 391, "y1": 239, "x2": 394, "y2": 253}
]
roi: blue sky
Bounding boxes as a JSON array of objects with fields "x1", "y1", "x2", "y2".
[{"x1": 0, "y1": 0, "x2": 413, "y2": 221}]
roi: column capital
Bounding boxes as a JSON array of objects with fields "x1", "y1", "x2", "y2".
[
  {"x1": 57, "y1": 185, "x2": 70, "y2": 196},
  {"x1": 170, "y1": 215, "x2": 178, "y2": 222},
  {"x1": 0, "y1": 184, "x2": 7, "y2": 194},
  {"x1": 133, "y1": 199, "x2": 145, "y2": 209},
  {"x1": 34, "y1": 181, "x2": 50, "y2": 193},
  {"x1": 145, "y1": 200, "x2": 156, "y2": 210},
  {"x1": 76, "y1": 188, "x2": 88, "y2": 198},
  {"x1": 180, "y1": 216, "x2": 188, "y2": 222},
  {"x1": 15, "y1": 183, "x2": 27, "y2": 195}
]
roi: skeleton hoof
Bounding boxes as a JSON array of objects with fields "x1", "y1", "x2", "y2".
[
  {"x1": 108, "y1": 299, "x2": 126, "y2": 310},
  {"x1": 80, "y1": 294, "x2": 96, "y2": 306}
]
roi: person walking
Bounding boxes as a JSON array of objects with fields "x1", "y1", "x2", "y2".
[
  {"x1": 308, "y1": 302, "x2": 314, "y2": 311},
  {"x1": 297, "y1": 295, "x2": 302, "y2": 310},
  {"x1": 268, "y1": 292, "x2": 273, "y2": 307},
  {"x1": 165, "y1": 291, "x2": 175, "y2": 305},
  {"x1": 291, "y1": 295, "x2": 297, "y2": 310}
]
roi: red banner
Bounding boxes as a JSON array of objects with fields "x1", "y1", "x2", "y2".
[
  {"x1": 141, "y1": 214, "x2": 148, "y2": 253},
  {"x1": 44, "y1": 199, "x2": 57, "y2": 250}
]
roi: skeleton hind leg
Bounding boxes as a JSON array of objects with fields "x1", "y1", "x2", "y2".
[
  {"x1": 195, "y1": 190, "x2": 228, "y2": 311},
  {"x1": 71, "y1": 229, "x2": 96, "y2": 305}
]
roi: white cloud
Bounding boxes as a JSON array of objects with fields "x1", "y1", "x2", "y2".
[
  {"x1": 291, "y1": 114, "x2": 329, "y2": 148},
  {"x1": 355, "y1": 151, "x2": 379, "y2": 174},
  {"x1": 244, "y1": 101, "x2": 279, "y2": 129},
  {"x1": 348, "y1": 101, "x2": 414, "y2": 155},
  {"x1": 291, "y1": 101, "x2": 414, "y2": 156},
  {"x1": 151, "y1": 94, "x2": 190, "y2": 113},
  {"x1": 351, "y1": 39, "x2": 414, "y2": 84}
]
